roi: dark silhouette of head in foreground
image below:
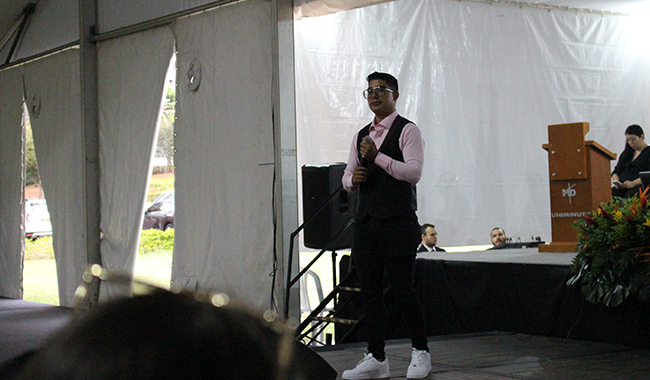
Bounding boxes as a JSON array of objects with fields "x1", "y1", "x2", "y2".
[{"x1": 9, "y1": 290, "x2": 310, "y2": 380}]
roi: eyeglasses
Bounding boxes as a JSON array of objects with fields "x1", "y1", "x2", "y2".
[{"x1": 363, "y1": 85, "x2": 394, "y2": 99}]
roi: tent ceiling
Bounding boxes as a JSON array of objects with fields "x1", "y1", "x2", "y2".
[
  {"x1": 531, "y1": 0, "x2": 650, "y2": 14},
  {"x1": 0, "y1": 0, "x2": 37, "y2": 63},
  {"x1": 0, "y1": 1, "x2": 33, "y2": 41},
  {"x1": 0, "y1": 0, "x2": 648, "y2": 54}
]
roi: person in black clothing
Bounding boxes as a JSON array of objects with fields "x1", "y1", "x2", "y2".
[
  {"x1": 417, "y1": 223, "x2": 446, "y2": 252},
  {"x1": 612, "y1": 124, "x2": 650, "y2": 198},
  {"x1": 341, "y1": 72, "x2": 431, "y2": 379}
]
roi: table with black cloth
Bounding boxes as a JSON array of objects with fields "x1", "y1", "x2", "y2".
[
  {"x1": 413, "y1": 249, "x2": 650, "y2": 348},
  {"x1": 336, "y1": 248, "x2": 650, "y2": 349}
]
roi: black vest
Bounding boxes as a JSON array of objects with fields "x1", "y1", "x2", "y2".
[{"x1": 356, "y1": 115, "x2": 418, "y2": 221}]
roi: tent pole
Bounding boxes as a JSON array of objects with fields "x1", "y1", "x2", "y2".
[
  {"x1": 4, "y1": 4, "x2": 36, "y2": 65},
  {"x1": 79, "y1": 0, "x2": 101, "y2": 309},
  {"x1": 272, "y1": 0, "x2": 299, "y2": 320}
]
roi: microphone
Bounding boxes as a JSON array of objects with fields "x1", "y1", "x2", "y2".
[{"x1": 360, "y1": 136, "x2": 373, "y2": 167}]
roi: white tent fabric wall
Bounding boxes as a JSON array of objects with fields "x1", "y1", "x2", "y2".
[
  {"x1": 294, "y1": 0, "x2": 650, "y2": 247},
  {"x1": 97, "y1": 27, "x2": 175, "y2": 299},
  {"x1": 172, "y1": 1, "x2": 277, "y2": 310},
  {"x1": 0, "y1": 67, "x2": 26, "y2": 299},
  {"x1": 23, "y1": 49, "x2": 87, "y2": 307}
]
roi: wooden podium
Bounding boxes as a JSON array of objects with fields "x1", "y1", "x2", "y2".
[{"x1": 539, "y1": 122, "x2": 616, "y2": 253}]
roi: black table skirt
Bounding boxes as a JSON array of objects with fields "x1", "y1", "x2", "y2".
[{"x1": 335, "y1": 256, "x2": 650, "y2": 349}]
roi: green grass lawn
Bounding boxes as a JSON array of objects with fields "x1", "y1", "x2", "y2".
[
  {"x1": 23, "y1": 247, "x2": 173, "y2": 306},
  {"x1": 23, "y1": 258, "x2": 59, "y2": 305},
  {"x1": 133, "y1": 249, "x2": 173, "y2": 289}
]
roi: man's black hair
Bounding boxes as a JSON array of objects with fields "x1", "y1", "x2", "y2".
[
  {"x1": 421, "y1": 223, "x2": 435, "y2": 235},
  {"x1": 366, "y1": 72, "x2": 398, "y2": 92}
]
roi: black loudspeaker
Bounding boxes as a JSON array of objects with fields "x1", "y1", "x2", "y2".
[{"x1": 302, "y1": 163, "x2": 356, "y2": 250}]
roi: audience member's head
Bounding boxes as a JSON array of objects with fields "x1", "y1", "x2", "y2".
[
  {"x1": 421, "y1": 223, "x2": 438, "y2": 249},
  {"x1": 10, "y1": 290, "x2": 309, "y2": 380},
  {"x1": 490, "y1": 227, "x2": 507, "y2": 248},
  {"x1": 625, "y1": 124, "x2": 644, "y2": 138}
]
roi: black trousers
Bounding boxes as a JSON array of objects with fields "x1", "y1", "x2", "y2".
[{"x1": 352, "y1": 211, "x2": 429, "y2": 359}]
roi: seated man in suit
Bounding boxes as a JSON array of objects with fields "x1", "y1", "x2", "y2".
[{"x1": 417, "y1": 223, "x2": 446, "y2": 252}]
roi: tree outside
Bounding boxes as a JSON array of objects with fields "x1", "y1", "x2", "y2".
[
  {"x1": 156, "y1": 87, "x2": 175, "y2": 173},
  {"x1": 25, "y1": 118, "x2": 40, "y2": 187}
]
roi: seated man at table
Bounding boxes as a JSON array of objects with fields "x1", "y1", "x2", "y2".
[
  {"x1": 489, "y1": 227, "x2": 514, "y2": 249},
  {"x1": 417, "y1": 223, "x2": 446, "y2": 252}
]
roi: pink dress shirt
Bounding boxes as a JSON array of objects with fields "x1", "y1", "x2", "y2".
[{"x1": 342, "y1": 111, "x2": 425, "y2": 193}]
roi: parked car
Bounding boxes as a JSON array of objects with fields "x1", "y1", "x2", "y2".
[
  {"x1": 25, "y1": 199, "x2": 52, "y2": 239},
  {"x1": 142, "y1": 190, "x2": 174, "y2": 231}
]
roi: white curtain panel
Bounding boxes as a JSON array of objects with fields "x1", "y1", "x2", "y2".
[
  {"x1": 23, "y1": 49, "x2": 86, "y2": 307},
  {"x1": 0, "y1": 67, "x2": 26, "y2": 299},
  {"x1": 295, "y1": 0, "x2": 650, "y2": 247},
  {"x1": 97, "y1": 26, "x2": 174, "y2": 299},
  {"x1": 173, "y1": 0, "x2": 276, "y2": 310}
]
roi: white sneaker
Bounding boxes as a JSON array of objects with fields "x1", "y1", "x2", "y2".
[
  {"x1": 406, "y1": 348, "x2": 431, "y2": 379},
  {"x1": 342, "y1": 353, "x2": 390, "y2": 379}
]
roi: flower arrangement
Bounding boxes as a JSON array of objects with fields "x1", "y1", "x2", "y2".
[{"x1": 567, "y1": 187, "x2": 650, "y2": 307}]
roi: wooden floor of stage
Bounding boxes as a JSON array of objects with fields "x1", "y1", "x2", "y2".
[{"x1": 314, "y1": 332, "x2": 650, "y2": 379}]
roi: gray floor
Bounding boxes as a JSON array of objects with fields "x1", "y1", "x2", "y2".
[{"x1": 314, "y1": 332, "x2": 650, "y2": 379}]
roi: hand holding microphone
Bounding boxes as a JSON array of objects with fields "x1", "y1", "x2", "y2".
[
  {"x1": 353, "y1": 136, "x2": 377, "y2": 185},
  {"x1": 359, "y1": 136, "x2": 378, "y2": 164}
]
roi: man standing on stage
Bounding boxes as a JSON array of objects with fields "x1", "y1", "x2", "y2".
[{"x1": 341, "y1": 72, "x2": 431, "y2": 379}]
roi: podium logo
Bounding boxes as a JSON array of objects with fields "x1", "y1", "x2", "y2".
[{"x1": 562, "y1": 183, "x2": 577, "y2": 204}]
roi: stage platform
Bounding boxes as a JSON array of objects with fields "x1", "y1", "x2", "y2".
[{"x1": 316, "y1": 332, "x2": 650, "y2": 379}]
